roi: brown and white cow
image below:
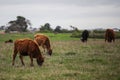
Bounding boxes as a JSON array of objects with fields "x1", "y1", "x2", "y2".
[
  {"x1": 12, "y1": 38, "x2": 44, "y2": 66},
  {"x1": 34, "y1": 34, "x2": 52, "y2": 55}
]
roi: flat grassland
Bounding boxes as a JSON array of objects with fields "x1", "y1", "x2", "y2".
[{"x1": 0, "y1": 33, "x2": 120, "y2": 80}]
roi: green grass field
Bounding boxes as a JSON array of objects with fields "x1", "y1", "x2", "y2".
[{"x1": 0, "y1": 33, "x2": 120, "y2": 80}]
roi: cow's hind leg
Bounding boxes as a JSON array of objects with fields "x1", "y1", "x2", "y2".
[
  {"x1": 29, "y1": 54, "x2": 34, "y2": 66},
  {"x1": 19, "y1": 55, "x2": 25, "y2": 66},
  {"x1": 12, "y1": 49, "x2": 17, "y2": 66},
  {"x1": 113, "y1": 37, "x2": 115, "y2": 42}
]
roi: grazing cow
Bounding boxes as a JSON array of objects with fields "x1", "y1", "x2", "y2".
[
  {"x1": 12, "y1": 38, "x2": 44, "y2": 66},
  {"x1": 81, "y1": 30, "x2": 89, "y2": 42},
  {"x1": 5, "y1": 39, "x2": 13, "y2": 43},
  {"x1": 34, "y1": 34, "x2": 52, "y2": 55},
  {"x1": 105, "y1": 29, "x2": 115, "y2": 43}
]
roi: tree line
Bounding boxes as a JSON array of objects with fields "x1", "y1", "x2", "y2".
[
  {"x1": 1, "y1": 16, "x2": 120, "y2": 39},
  {"x1": 0, "y1": 16, "x2": 78, "y2": 33}
]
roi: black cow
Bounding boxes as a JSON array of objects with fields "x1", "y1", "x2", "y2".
[
  {"x1": 81, "y1": 30, "x2": 89, "y2": 42},
  {"x1": 5, "y1": 39, "x2": 13, "y2": 43}
]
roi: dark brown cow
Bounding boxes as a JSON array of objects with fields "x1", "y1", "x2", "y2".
[
  {"x1": 34, "y1": 34, "x2": 52, "y2": 55},
  {"x1": 105, "y1": 29, "x2": 115, "y2": 43},
  {"x1": 12, "y1": 38, "x2": 44, "y2": 66}
]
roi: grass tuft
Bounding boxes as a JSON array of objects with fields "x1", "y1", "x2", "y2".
[{"x1": 65, "y1": 52, "x2": 76, "y2": 56}]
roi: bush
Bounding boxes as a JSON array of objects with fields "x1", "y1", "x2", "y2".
[{"x1": 70, "y1": 31, "x2": 81, "y2": 38}]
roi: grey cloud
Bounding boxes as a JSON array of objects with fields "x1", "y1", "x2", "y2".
[
  {"x1": 0, "y1": 0, "x2": 120, "y2": 6},
  {"x1": 0, "y1": 0, "x2": 120, "y2": 29}
]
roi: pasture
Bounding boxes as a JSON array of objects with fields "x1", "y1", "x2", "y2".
[{"x1": 0, "y1": 33, "x2": 120, "y2": 80}]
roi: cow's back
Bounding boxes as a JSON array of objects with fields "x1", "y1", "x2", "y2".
[
  {"x1": 34, "y1": 34, "x2": 50, "y2": 47},
  {"x1": 14, "y1": 39, "x2": 40, "y2": 57}
]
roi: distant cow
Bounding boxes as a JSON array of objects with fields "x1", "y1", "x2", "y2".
[
  {"x1": 5, "y1": 39, "x2": 13, "y2": 43},
  {"x1": 12, "y1": 38, "x2": 44, "y2": 66},
  {"x1": 34, "y1": 34, "x2": 52, "y2": 55},
  {"x1": 81, "y1": 30, "x2": 89, "y2": 42},
  {"x1": 105, "y1": 29, "x2": 115, "y2": 43}
]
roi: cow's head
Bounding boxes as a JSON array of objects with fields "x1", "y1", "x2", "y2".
[
  {"x1": 48, "y1": 48, "x2": 52, "y2": 56},
  {"x1": 36, "y1": 57, "x2": 44, "y2": 66}
]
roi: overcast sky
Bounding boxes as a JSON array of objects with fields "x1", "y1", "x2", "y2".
[{"x1": 0, "y1": 0, "x2": 120, "y2": 30}]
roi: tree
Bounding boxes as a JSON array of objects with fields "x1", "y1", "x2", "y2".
[
  {"x1": 5, "y1": 16, "x2": 31, "y2": 33},
  {"x1": 39, "y1": 23, "x2": 53, "y2": 32},
  {"x1": 54, "y1": 26, "x2": 62, "y2": 33},
  {"x1": 70, "y1": 25, "x2": 79, "y2": 32},
  {"x1": 70, "y1": 25, "x2": 80, "y2": 38},
  {"x1": 0, "y1": 26, "x2": 5, "y2": 30}
]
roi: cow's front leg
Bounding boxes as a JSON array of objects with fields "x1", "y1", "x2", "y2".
[
  {"x1": 29, "y1": 55, "x2": 34, "y2": 66},
  {"x1": 19, "y1": 55, "x2": 25, "y2": 66}
]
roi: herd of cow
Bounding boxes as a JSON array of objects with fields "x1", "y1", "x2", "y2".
[
  {"x1": 12, "y1": 34, "x2": 52, "y2": 66},
  {"x1": 4, "y1": 29, "x2": 115, "y2": 66}
]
